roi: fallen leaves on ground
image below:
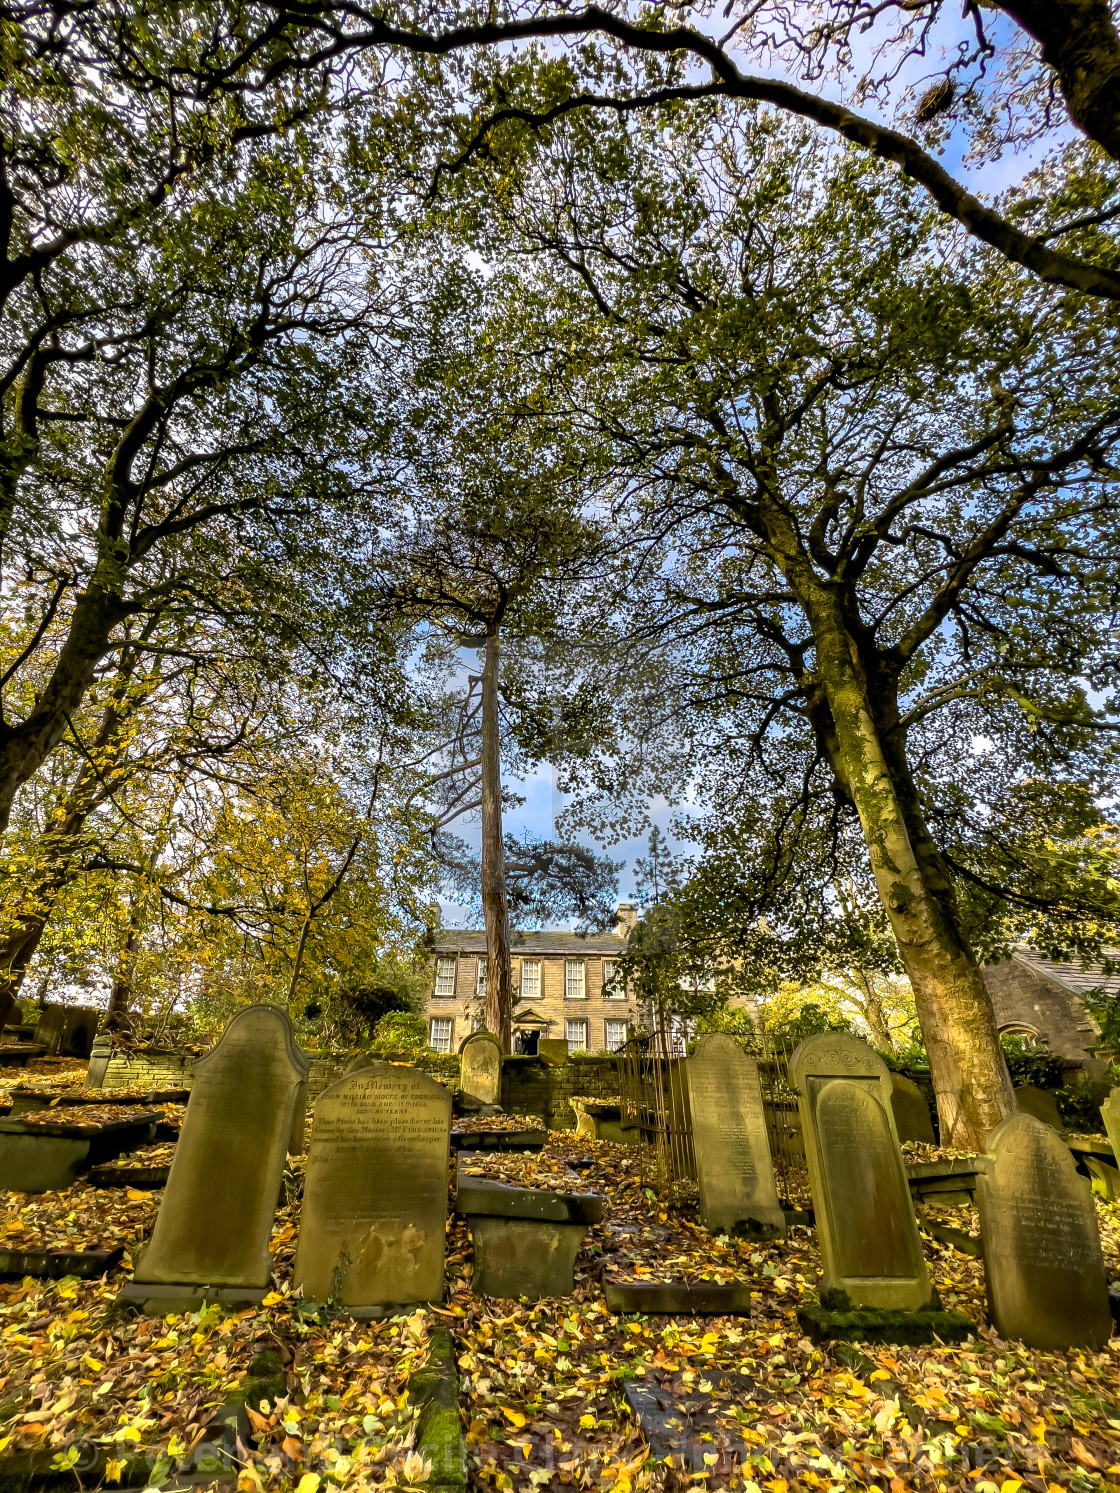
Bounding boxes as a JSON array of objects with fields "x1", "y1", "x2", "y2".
[{"x1": 0, "y1": 1121, "x2": 1117, "y2": 1493}]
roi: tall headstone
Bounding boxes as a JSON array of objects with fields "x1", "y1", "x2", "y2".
[
  {"x1": 977, "y1": 1113, "x2": 1112, "y2": 1350},
  {"x1": 789, "y1": 1034, "x2": 932, "y2": 1310},
  {"x1": 686, "y1": 1033, "x2": 785, "y2": 1238},
  {"x1": 1013, "y1": 1084, "x2": 1065, "y2": 1132},
  {"x1": 889, "y1": 1073, "x2": 936, "y2": 1145},
  {"x1": 122, "y1": 1005, "x2": 309, "y2": 1310},
  {"x1": 1099, "y1": 1087, "x2": 1119, "y2": 1162},
  {"x1": 460, "y1": 1031, "x2": 503, "y2": 1108},
  {"x1": 294, "y1": 1065, "x2": 451, "y2": 1315}
]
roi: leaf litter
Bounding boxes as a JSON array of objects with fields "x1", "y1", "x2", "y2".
[{"x1": 0, "y1": 1095, "x2": 1116, "y2": 1492}]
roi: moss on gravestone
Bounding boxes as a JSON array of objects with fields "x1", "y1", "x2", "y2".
[
  {"x1": 409, "y1": 1328, "x2": 466, "y2": 1492},
  {"x1": 225, "y1": 1347, "x2": 287, "y2": 1406},
  {"x1": 799, "y1": 1297, "x2": 974, "y2": 1345}
]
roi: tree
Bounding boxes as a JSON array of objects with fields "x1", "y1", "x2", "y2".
[
  {"x1": 439, "y1": 832, "x2": 621, "y2": 934},
  {"x1": 453, "y1": 106, "x2": 1120, "y2": 1145}
]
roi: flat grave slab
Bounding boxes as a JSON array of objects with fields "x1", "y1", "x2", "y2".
[
  {"x1": 604, "y1": 1278, "x2": 753, "y2": 1314},
  {"x1": 451, "y1": 1128, "x2": 547, "y2": 1153},
  {"x1": 0, "y1": 1244, "x2": 124, "y2": 1279},
  {"x1": 455, "y1": 1177, "x2": 604, "y2": 1224},
  {"x1": 624, "y1": 1373, "x2": 765, "y2": 1473},
  {"x1": 797, "y1": 1298, "x2": 975, "y2": 1345},
  {"x1": 0, "y1": 1108, "x2": 161, "y2": 1191}
]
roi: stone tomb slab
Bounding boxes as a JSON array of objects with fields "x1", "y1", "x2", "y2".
[
  {"x1": 890, "y1": 1074, "x2": 936, "y2": 1145},
  {"x1": 789, "y1": 1034, "x2": 932, "y2": 1311},
  {"x1": 293, "y1": 1065, "x2": 451, "y2": 1315},
  {"x1": 977, "y1": 1113, "x2": 1113, "y2": 1351},
  {"x1": 1013, "y1": 1084, "x2": 1065, "y2": 1132},
  {"x1": 0, "y1": 1110, "x2": 160, "y2": 1192},
  {"x1": 604, "y1": 1279, "x2": 753, "y2": 1315},
  {"x1": 122, "y1": 1004, "x2": 309, "y2": 1310},
  {"x1": 686, "y1": 1033, "x2": 784, "y2": 1238},
  {"x1": 457, "y1": 1178, "x2": 604, "y2": 1298},
  {"x1": 459, "y1": 1032, "x2": 503, "y2": 1108}
]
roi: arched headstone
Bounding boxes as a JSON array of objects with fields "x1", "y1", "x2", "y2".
[
  {"x1": 460, "y1": 1030, "x2": 503, "y2": 1108},
  {"x1": 890, "y1": 1073, "x2": 936, "y2": 1145},
  {"x1": 977, "y1": 1113, "x2": 1112, "y2": 1350},
  {"x1": 788, "y1": 1033, "x2": 931, "y2": 1310},
  {"x1": 1013, "y1": 1084, "x2": 1065, "y2": 1132},
  {"x1": 294, "y1": 1065, "x2": 451, "y2": 1315},
  {"x1": 686, "y1": 1033, "x2": 784, "y2": 1238},
  {"x1": 122, "y1": 1005, "x2": 309, "y2": 1311}
]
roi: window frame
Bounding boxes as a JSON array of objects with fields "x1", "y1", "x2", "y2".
[
  {"x1": 565, "y1": 959, "x2": 587, "y2": 1000},
  {"x1": 565, "y1": 1017, "x2": 589, "y2": 1050},
  {"x1": 476, "y1": 959, "x2": 487, "y2": 997},
  {"x1": 604, "y1": 1018, "x2": 628, "y2": 1052},
  {"x1": 602, "y1": 958, "x2": 622, "y2": 998},
  {"x1": 434, "y1": 956, "x2": 456, "y2": 999},
  {"x1": 520, "y1": 958, "x2": 542, "y2": 1000},
  {"x1": 429, "y1": 1017, "x2": 453, "y2": 1053}
]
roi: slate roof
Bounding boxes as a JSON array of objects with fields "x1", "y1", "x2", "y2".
[
  {"x1": 1013, "y1": 948, "x2": 1120, "y2": 998},
  {"x1": 432, "y1": 929, "x2": 627, "y2": 955}
]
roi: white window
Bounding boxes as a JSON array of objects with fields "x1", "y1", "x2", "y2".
[
  {"x1": 566, "y1": 1018, "x2": 589, "y2": 1050},
  {"x1": 605, "y1": 1019, "x2": 627, "y2": 1052},
  {"x1": 565, "y1": 960, "x2": 586, "y2": 1000},
  {"x1": 666, "y1": 1015, "x2": 692, "y2": 1057},
  {"x1": 434, "y1": 957, "x2": 456, "y2": 999},
  {"x1": 476, "y1": 959, "x2": 487, "y2": 997},
  {"x1": 520, "y1": 959, "x2": 541, "y2": 999},
  {"x1": 429, "y1": 1018, "x2": 453, "y2": 1053},
  {"x1": 602, "y1": 959, "x2": 622, "y2": 998}
]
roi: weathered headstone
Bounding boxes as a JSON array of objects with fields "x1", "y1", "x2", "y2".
[
  {"x1": 35, "y1": 1004, "x2": 100, "y2": 1058},
  {"x1": 459, "y1": 1031, "x2": 503, "y2": 1108},
  {"x1": 789, "y1": 1034, "x2": 932, "y2": 1310},
  {"x1": 889, "y1": 1074, "x2": 936, "y2": 1145},
  {"x1": 1100, "y1": 1087, "x2": 1120, "y2": 1162},
  {"x1": 686, "y1": 1033, "x2": 784, "y2": 1238},
  {"x1": 85, "y1": 1033, "x2": 112, "y2": 1090},
  {"x1": 538, "y1": 1038, "x2": 569, "y2": 1067},
  {"x1": 1013, "y1": 1084, "x2": 1065, "y2": 1131},
  {"x1": 293, "y1": 1065, "x2": 451, "y2": 1315},
  {"x1": 121, "y1": 1004, "x2": 309, "y2": 1311},
  {"x1": 977, "y1": 1113, "x2": 1112, "y2": 1350}
]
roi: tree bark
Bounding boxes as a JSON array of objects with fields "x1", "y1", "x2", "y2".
[
  {"x1": 996, "y1": 0, "x2": 1120, "y2": 161},
  {"x1": 105, "y1": 894, "x2": 141, "y2": 1032},
  {"x1": 480, "y1": 630, "x2": 514, "y2": 1051},
  {"x1": 805, "y1": 592, "x2": 1014, "y2": 1148}
]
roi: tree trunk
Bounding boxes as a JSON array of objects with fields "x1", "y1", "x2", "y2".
[
  {"x1": 854, "y1": 971, "x2": 893, "y2": 1053},
  {"x1": 106, "y1": 896, "x2": 141, "y2": 1032},
  {"x1": 480, "y1": 630, "x2": 514, "y2": 1051},
  {"x1": 996, "y1": 0, "x2": 1120, "y2": 161},
  {"x1": 0, "y1": 584, "x2": 126, "y2": 837},
  {"x1": 808, "y1": 595, "x2": 1014, "y2": 1148}
]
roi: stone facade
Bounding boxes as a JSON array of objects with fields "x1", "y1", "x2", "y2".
[
  {"x1": 981, "y1": 948, "x2": 1115, "y2": 1063},
  {"x1": 424, "y1": 906, "x2": 640, "y2": 1056}
]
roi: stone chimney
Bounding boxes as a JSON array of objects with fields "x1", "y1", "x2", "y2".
[{"x1": 614, "y1": 903, "x2": 638, "y2": 939}]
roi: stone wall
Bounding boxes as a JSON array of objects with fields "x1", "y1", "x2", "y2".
[
  {"x1": 101, "y1": 1048, "x2": 461, "y2": 1100},
  {"x1": 981, "y1": 958, "x2": 1099, "y2": 1062},
  {"x1": 501, "y1": 1054, "x2": 623, "y2": 1128}
]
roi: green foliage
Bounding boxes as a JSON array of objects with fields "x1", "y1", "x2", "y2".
[
  {"x1": 763, "y1": 1003, "x2": 853, "y2": 1049},
  {"x1": 370, "y1": 1011, "x2": 430, "y2": 1057},
  {"x1": 999, "y1": 1034, "x2": 1065, "y2": 1090}
]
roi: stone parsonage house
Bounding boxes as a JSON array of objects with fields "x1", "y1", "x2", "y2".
[{"x1": 425, "y1": 905, "x2": 640, "y2": 1054}]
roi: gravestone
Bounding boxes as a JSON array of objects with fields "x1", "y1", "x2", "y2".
[
  {"x1": 789, "y1": 1033, "x2": 932, "y2": 1311},
  {"x1": 121, "y1": 1005, "x2": 309, "y2": 1311},
  {"x1": 1013, "y1": 1084, "x2": 1065, "y2": 1131},
  {"x1": 538, "y1": 1038, "x2": 569, "y2": 1067},
  {"x1": 1100, "y1": 1087, "x2": 1120, "y2": 1162},
  {"x1": 890, "y1": 1074, "x2": 936, "y2": 1145},
  {"x1": 85, "y1": 1033, "x2": 112, "y2": 1090},
  {"x1": 977, "y1": 1113, "x2": 1112, "y2": 1350},
  {"x1": 35, "y1": 1004, "x2": 100, "y2": 1058},
  {"x1": 460, "y1": 1031, "x2": 503, "y2": 1108},
  {"x1": 686, "y1": 1033, "x2": 784, "y2": 1238},
  {"x1": 293, "y1": 1065, "x2": 451, "y2": 1314}
]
